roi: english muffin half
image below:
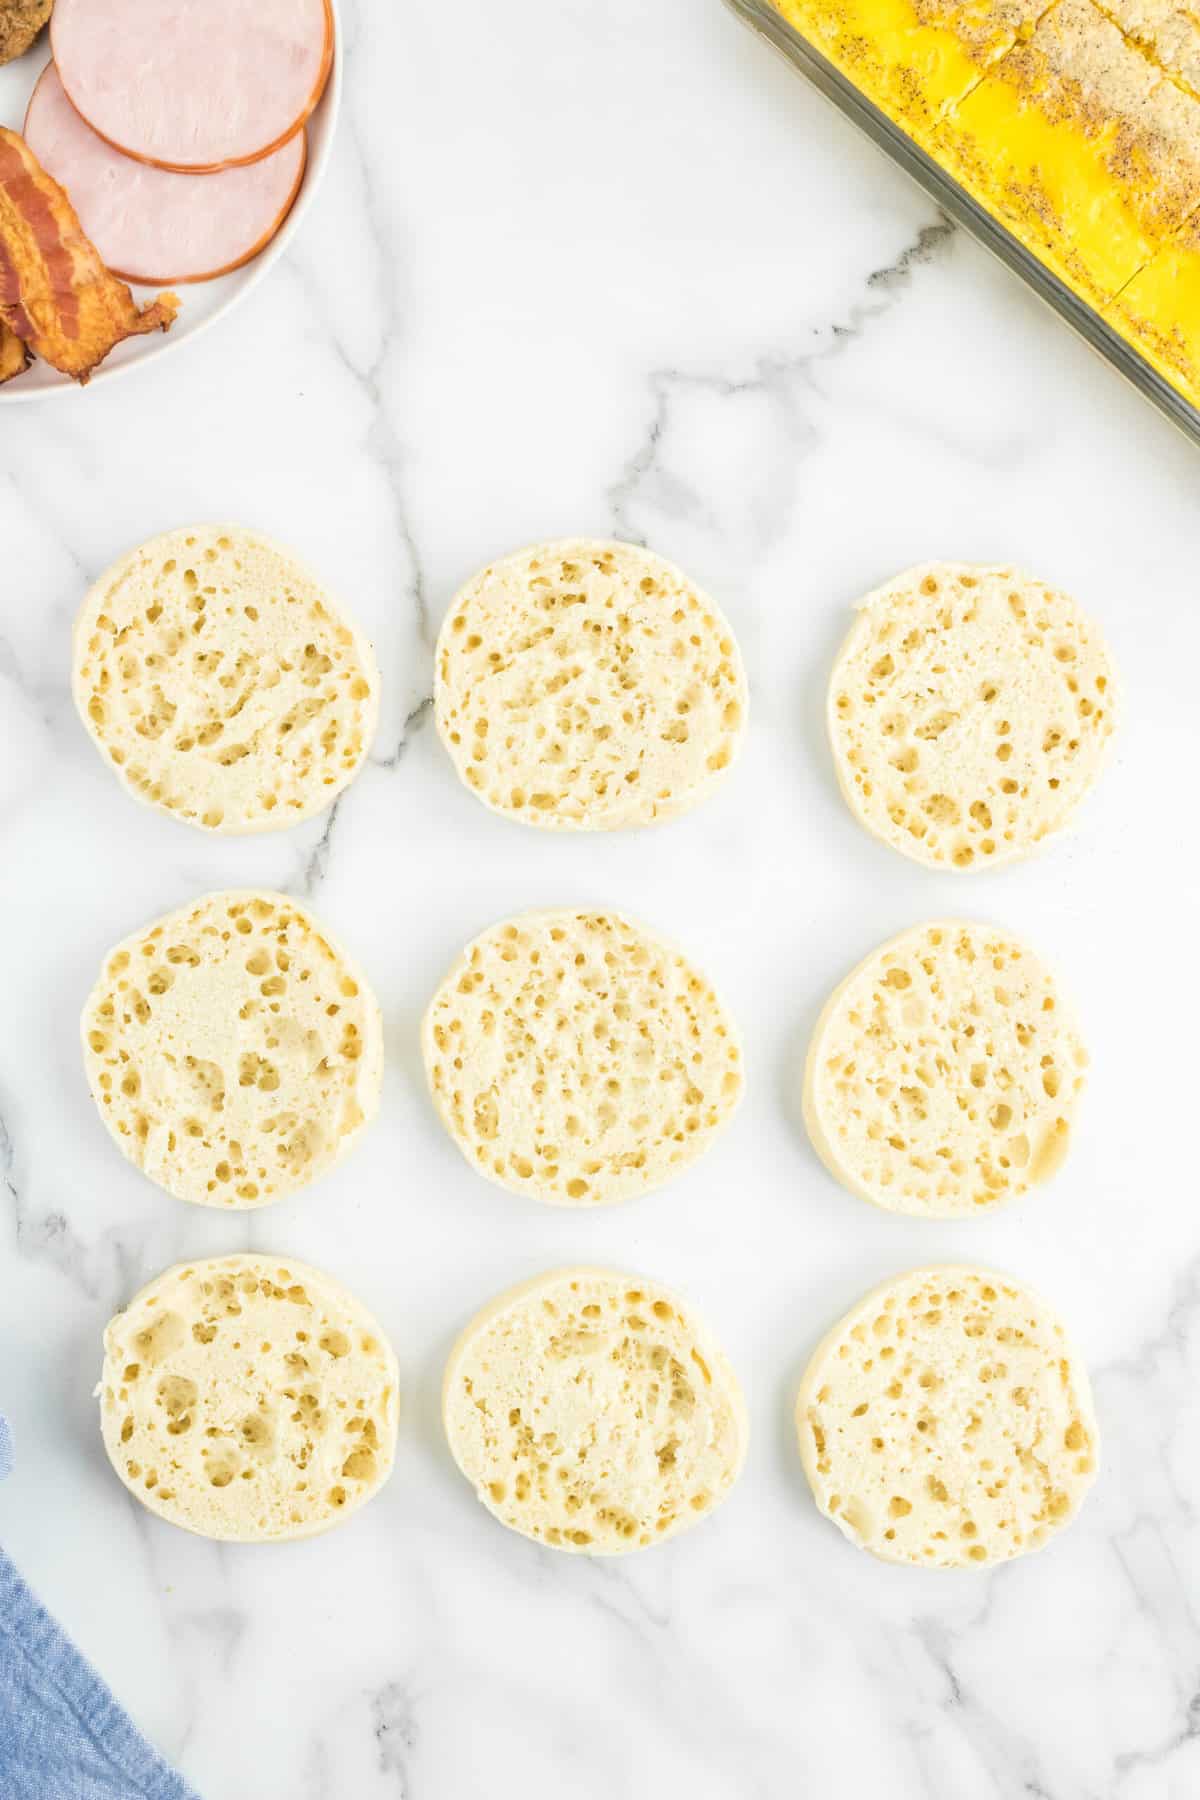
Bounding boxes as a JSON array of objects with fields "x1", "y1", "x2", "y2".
[
  {"x1": 82, "y1": 890, "x2": 383, "y2": 1208},
  {"x1": 797, "y1": 1266, "x2": 1099, "y2": 1568},
  {"x1": 444, "y1": 1267, "x2": 748, "y2": 1553},
  {"x1": 828, "y1": 562, "x2": 1118, "y2": 869},
  {"x1": 99, "y1": 1254, "x2": 398, "y2": 1542},
  {"x1": 74, "y1": 525, "x2": 379, "y2": 833},
  {"x1": 435, "y1": 539, "x2": 747, "y2": 829}
]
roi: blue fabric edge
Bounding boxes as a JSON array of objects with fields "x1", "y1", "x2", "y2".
[{"x1": 0, "y1": 1546, "x2": 199, "y2": 1800}]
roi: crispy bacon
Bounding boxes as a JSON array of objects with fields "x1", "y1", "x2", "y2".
[
  {"x1": 0, "y1": 318, "x2": 28, "y2": 383},
  {"x1": 0, "y1": 127, "x2": 178, "y2": 382}
]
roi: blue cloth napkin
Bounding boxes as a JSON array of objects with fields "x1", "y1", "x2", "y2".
[{"x1": 0, "y1": 1415, "x2": 200, "y2": 1800}]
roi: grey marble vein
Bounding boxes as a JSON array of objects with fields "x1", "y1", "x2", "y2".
[
  {"x1": 608, "y1": 218, "x2": 955, "y2": 546},
  {"x1": 371, "y1": 1679, "x2": 419, "y2": 1793},
  {"x1": 372, "y1": 694, "x2": 433, "y2": 774}
]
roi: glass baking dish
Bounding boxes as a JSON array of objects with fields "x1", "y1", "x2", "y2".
[{"x1": 724, "y1": 0, "x2": 1200, "y2": 448}]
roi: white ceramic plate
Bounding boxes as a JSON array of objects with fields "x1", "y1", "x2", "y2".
[{"x1": 0, "y1": 0, "x2": 340, "y2": 400}]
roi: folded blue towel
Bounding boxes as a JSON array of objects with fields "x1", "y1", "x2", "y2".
[{"x1": 0, "y1": 1415, "x2": 200, "y2": 1800}]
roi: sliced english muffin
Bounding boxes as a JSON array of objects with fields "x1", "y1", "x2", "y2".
[
  {"x1": 99, "y1": 1255, "x2": 398, "y2": 1542},
  {"x1": 443, "y1": 1267, "x2": 748, "y2": 1553},
  {"x1": 796, "y1": 1266, "x2": 1099, "y2": 1568},
  {"x1": 82, "y1": 890, "x2": 383, "y2": 1209},
  {"x1": 804, "y1": 921, "x2": 1088, "y2": 1217},
  {"x1": 434, "y1": 539, "x2": 747, "y2": 830},
  {"x1": 422, "y1": 909, "x2": 743, "y2": 1206},
  {"x1": 828, "y1": 563, "x2": 1118, "y2": 869},
  {"x1": 73, "y1": 526, "x2": 380, "y2": 834}
]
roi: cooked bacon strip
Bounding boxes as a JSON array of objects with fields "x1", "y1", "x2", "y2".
[
  {"x1": 0, "y1": 319, "x2": 28, "y2": 384},
  {"x1": 0, "y1": 127, "x2": 178, "y2": 382}
]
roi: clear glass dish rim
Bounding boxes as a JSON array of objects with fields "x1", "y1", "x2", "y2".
[{"x1": 725, "y1": 0, "x2": 1200, "y2": 450}]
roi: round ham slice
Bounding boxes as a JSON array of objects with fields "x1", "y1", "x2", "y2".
[
  {"x1": 50, "y1": 0, "x2": 332, "y2": 172},
  {"x1": 25, "y1": 65, "x2": 306, "y2": 283}
]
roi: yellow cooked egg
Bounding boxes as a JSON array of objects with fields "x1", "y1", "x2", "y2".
[{"x1": 771, "y1": 0, "x2": 1200, "y2": 409}]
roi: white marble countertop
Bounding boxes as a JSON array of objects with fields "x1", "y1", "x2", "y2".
[{"x1": 2, "y1": 2, "x2": 1199, "y2": 1795}]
